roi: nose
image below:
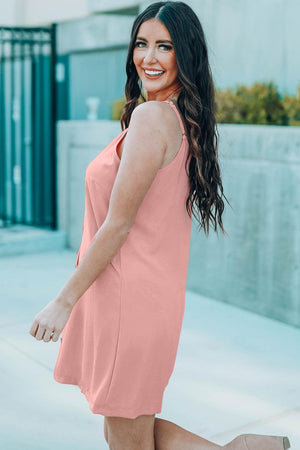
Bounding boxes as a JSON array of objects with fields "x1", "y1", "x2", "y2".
[{"x1": 143, "y1": 46, "x2": 157, "y2": 64}]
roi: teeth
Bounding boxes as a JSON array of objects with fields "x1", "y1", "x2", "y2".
[{"x1": 145, "y1": 70, "x2": 164, "y2": 76}]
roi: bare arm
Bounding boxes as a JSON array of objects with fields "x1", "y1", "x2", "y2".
[{"x1": 29, "y1": 101, "x2": 168, "y2": 342}]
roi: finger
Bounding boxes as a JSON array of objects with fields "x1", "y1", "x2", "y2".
[
  {"x1": 29, "y1": 320, "x2": 39, "y2": 337},
  {"x1": 51, "y1": 330, "x2": 60, "y2": 342},
  {"x1": 43, "y1": 329, "x2": 53, "y2": 343},
  {"x1": 35, "y1": 325, "x2": 46, "y2": 341}
]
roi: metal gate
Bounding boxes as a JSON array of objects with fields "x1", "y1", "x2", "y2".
[{"x1": 0, "y1": 25, "x2": 57, "y2": 229}]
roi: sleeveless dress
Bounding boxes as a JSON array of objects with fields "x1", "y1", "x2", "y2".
[{"x1": 53, "y1": 100, "x2": 192, "y2": 419}]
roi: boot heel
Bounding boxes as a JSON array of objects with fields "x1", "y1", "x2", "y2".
[
  {"x1": 283, "y1": 436, "x2": 291, "y2": 449},
  {"x1": 223, "y1": 433, "x2": 291, "y2": 449}
]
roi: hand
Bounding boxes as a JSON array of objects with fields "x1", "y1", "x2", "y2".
[{"x1": 29, "y1": 298, "x2": 73, "y2": 343}]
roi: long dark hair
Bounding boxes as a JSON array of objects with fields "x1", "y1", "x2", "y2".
[{"x1": 120, "y1": 1, "x2": 230, "y2": 236}]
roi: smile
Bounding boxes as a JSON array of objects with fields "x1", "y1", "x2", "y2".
[{"x1": 143, "y1": 69, "x2": 165, "y2": 77}]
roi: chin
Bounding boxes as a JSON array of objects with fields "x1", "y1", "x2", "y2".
[{"x1": 142, "y1": 81, "x2": 166, "y2": 91}]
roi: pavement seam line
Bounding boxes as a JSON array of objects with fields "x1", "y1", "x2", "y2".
[{"x1": 0, "y1": 336, "x2": 53, "y2": 372}]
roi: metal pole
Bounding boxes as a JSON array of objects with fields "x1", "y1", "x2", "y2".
[
  {"x1": 10, "y1": 29, "x2": 16, "y2": 224},
  {"x1": 20, "y1": 30, "x2": 26, "y2": 223},
  {"x1": 50, "y1": 23, "x2": 57, "y2": 230}
]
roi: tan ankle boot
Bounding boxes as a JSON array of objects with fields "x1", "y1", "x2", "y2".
[{"x1": 222, "y1": 433, "x2": 291, "y2": 449}]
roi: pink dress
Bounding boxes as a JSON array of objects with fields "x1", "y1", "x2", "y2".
[{"x1": 53, "y1": 100, "x2": 192, "y2": 419}]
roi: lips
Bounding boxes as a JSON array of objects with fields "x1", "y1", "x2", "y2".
[
  {"x1": 143, "y1": 68, "x2": 165, "y2": 78},
  {"x1": 143, "y1": 68, "x2": 164, "y2": 72}
]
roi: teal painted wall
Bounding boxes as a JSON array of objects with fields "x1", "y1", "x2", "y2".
[{"x1": 69, "y1": 47, "x2": 128, "y2": 120}]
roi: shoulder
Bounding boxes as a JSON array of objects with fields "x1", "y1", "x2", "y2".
[
  {"x1": 119, "y1": 101, "x2": 169, "y2": 170},
  {"x1": 132, "y1": 100, "x2": 167, "y2": 118},
  {"x1": 130, "y1": 100, "x2": 175, "y2": 134}
]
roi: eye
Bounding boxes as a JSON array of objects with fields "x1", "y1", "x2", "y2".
[
  {"x1": 134, "y1": 41, "x2": 172, "y2": 51},
  {"x1": 134, "y1": 41, "x2": 146, "y2": 48},
  {"x1": 159, "y1": 44, "x2": 172, "y2": 51}
]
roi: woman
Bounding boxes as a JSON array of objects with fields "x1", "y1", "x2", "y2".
[{"x1": 29, "y1": 2, "x2": 291, "y2": 449}]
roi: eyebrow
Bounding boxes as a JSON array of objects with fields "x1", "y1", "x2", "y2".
[{"x1": 136, "y1": 36, "x2": 173, "y2": 44}]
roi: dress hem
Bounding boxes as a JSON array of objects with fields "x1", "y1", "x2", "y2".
[{"x1": 54, "y1": 374, "x2": 163, "y2": 419}]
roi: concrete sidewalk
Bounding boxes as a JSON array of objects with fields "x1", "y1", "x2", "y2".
[{"x1": 0, "y1": 250, "x2": 299, "y2": 449}]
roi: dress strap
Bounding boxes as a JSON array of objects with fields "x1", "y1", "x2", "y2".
[{"x1": 162, "y1": 100, "x2": 186, "y2": 136}]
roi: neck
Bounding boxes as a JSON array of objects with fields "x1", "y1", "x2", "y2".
[{"x1": 145, "y1": 86, "x2": 181, "y2": 103}]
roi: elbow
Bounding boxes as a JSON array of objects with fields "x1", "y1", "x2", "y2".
[{"x1": 100, "y1": 216, "x2": 132, "y2": 238}]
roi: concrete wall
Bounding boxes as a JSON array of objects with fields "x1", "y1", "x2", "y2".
[
  {"x1": 56, "y1": 120, "x2": 300, "y2": 328},
  {"x1": 1, "y1": 0, "x2": 299, "y2": 96},
  {"x1": 140, "y1": 0, "x2": 300, "y2": 96},
  {"x1": 88, "y1": 0, "x2": 139, "y2": 13},
  {"x1": 56, "y1": 14, "x2": 134, "y2": 55},
  {"x1": 53, "y1": 0, "x2": 300, "y2": 123},
  {"x1": 198, "y1": 0, "x2": 300, "y2": 96},
  {"x1": 0, "y1": 0, "x2": 20, "y2": 26},
  {"x1": 0, "y1": 0, "x2": 88, "y2": 26},
  {"x1": 56, "y1": 14, "x2": 134, "y2": 120},
  {"x1": 56, "y1": 120, "x2": 124, "y2": 248},
  {"x1": 187, "y1": 124, "x2": 300, "y2": 328}
]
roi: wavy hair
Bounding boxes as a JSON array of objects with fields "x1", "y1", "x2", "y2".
[{"x1": 120, "y1": 1, "x2": 230, "y2": 235}]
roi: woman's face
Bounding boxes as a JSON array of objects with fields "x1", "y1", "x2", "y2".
[{"x1": 133, "y1": 18, "x2": 181, "y2": 101}]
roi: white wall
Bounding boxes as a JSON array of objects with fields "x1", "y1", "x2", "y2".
[
  {"x1": 1, "y1": 0, "x2": 299, "y2": 95},
  {"x1": 0, "y1": 0, "x2": 88, "y2": 26},
  {"x1": 24, "y1": 0, "x2": 88, "y2": 25},
  {"x1": 189, "y1": 0, "x2": 299, "y2": 96},
  {"x1": 88, "y1": 0, "x2": 139, "y2": 12},
  {"x1": 56, "y1": 13, "x2": 134, "y2": 54},
  {"x1": 0, "y1": 0, "x2": 21, "y2": 26},
  {"x1": 141, "y1": 0, "x2": 300, "y2": 96}
]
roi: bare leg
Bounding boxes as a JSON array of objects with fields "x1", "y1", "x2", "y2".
[
  {"x1": 154, "y1": 417, "x2": 221, "y2": 450},
  {"x1": 104, "y1": 414, "x2": 155, "y2": 450},
  {"x1": 104, "y1": 416, "x2": 221, "y2": 449}
]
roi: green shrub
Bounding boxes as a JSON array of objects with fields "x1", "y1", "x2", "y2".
[
  {"x1": 111, "y1": 96, "x2": 144, "y2": 121},
  {"x1": 111, "y1": 82, "x2": 300, "y2": 126},
  {"x1": 216, "y1": 81, "x2": 289, "y2": 125},
  {"x1": 282, "y1": 86, "x2": 300, "y2": 126},
  {"x1": 111, "y1": 97, "x2": 126, "y2": 120},
  {"x1": 214, "y1": 87, "x2": 244, "y2": 124}
]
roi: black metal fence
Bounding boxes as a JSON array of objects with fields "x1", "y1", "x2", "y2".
[{"x1": 0, "y1": 25, "x2": 57, "y2": 229}]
